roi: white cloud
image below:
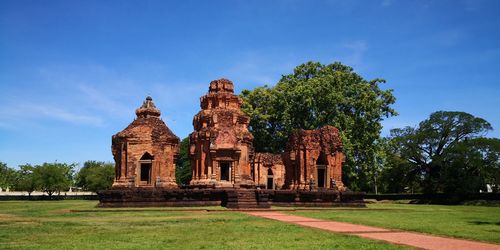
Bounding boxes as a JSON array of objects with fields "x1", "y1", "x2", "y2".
[
  {"x1": 77, "y1": 84, "x2": 130, "y2": 117},
  {"x1": 219, "y1": 50, "x2": 299, "y2": 89},
  {"x1": 0, "y1": 63, "x2": 145, "y2": 129},
  {"x1": 0, "y1": 103, "x2": 104, "y2": 127},
  {"x1": 30, "y1": 104, "x2": 104, "y2": 126},
  {"x1": 339, "y1": 40, "x2": 368, "y2": 70}
]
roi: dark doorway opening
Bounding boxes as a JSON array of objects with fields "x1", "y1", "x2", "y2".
[
  {"x1": 220, "y1": 162, "x2": 230, "y2": 181},
  {"x1": 317, "y1": 168, "x2": 325, "y2": 188},
  {"x1": 267, "y1": 178, "x2": 273, "y2": 189},
  {"x1": 267, "y1": 168, "x2": 274, "y2": 189},
  {"x1": 140, "y1": 163, "x2": 152, "y2": 184},
  {"x1": 139, "y1": 152, "x2": 154, "y2": 185},
  {"x1": 316, "y1": 153, "x2": 327, "y2": 189}
]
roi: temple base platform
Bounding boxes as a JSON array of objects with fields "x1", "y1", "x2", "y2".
[{"x1": 97, "y1": 188, "x2": 365, "y2": 208}]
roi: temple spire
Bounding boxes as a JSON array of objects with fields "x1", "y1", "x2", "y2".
[
  {"x1": 136, "y1": 96, "x2": 161, "y2": 118},
  {"x1": 209, "y1": 78, "x2": 234, "y2": 94}
]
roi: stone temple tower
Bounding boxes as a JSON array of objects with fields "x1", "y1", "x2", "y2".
[
  {"x1": 111, "y1": 96, "x2": 179, "y2": 188},
  {"x1": 189, "y1": 79, "x2": 255, "y2": 188}
]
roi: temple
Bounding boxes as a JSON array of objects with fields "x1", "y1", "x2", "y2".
[
  {"x1": 189, "y1": 79, "x2": 255, "y2": 188},
  {"x1": 109, "y1": 80, "x2": 345, "y2": 191},
  {"x1": 100, "y1": 78, "x2": 362, "y2": 208},
  {"x1": 111, "y1": 96, "x2": 179, "y2": 188}
]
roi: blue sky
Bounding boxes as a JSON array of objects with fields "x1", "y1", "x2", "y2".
[{"x1": 1, "y1": 0, "x2": 499, "y2": 168}]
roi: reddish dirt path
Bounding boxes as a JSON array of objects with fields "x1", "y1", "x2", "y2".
[{"x1": 245, "y1": 211, "x2": 500, "y2": 250}]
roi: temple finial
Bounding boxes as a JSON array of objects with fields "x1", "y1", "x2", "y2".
[{"x1": 136, "y1": 96, "x2": 160, "y2": 118}]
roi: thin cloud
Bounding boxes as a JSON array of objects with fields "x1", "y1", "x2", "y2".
[
  {"x1": 340, "y1": 40, "x2": 368, "y2": 71},
  {"x1": 29, "y1": 104, "x2": 104, "y2": 126},
  {"x1": 0, "y1": 103, "x2": 104, "y2": 128},
  {"x1": 78, "y1": 84, "x2": 130, "y2": 117},
  {"x1": 220, "y1": 50, "x2": 298, "y2": 89}
]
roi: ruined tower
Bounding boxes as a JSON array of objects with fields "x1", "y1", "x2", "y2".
[
  {"x1": 283, "y1": 125, "x2": 345, "y2": 191},
  {"x1": 189, "y1": 79, "x2": 255, "y2": 188},
  {"x1": 111, "y1": 96, "x2": 179, "y2": 188}
]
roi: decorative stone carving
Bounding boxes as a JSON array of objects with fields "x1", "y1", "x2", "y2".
[
  {"x1": 111, "y1": 96, "x2": 179, "y2": 188},
  {"x1": 189, "y1": 79, "x2": 255, "y2": 188}
]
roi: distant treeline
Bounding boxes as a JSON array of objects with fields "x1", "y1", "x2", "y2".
[{"x1": 0, "y1": 161, "x2": 114, "y2": 196}]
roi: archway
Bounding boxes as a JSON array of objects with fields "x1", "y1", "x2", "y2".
[{"x1": 139, "y1": 152, "x2": 153, "y2": 184}]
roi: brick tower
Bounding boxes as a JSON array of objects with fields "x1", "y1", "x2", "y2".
[{"x1": 189, "y1": 79, "x2": 255, "y2": 188}]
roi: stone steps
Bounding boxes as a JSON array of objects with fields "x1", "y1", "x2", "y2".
[{"x1": 224, "y1": 189, "x2": 270, "y2": 209}]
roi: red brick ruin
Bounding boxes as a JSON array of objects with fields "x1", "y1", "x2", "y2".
[
  {"x1": 110, "y1": 79, "x2": 346, "y2": 191},
  {"x1": 283, "y1": 125, "x2": 345, "y2": 191},
  {"x1": 189, "y1": 79, "x2": 255, "y2": 188},
  {"x1": 101, "y1": 78, "x2": 361, "y2": 208},
  {"x1": 252, "y1": 152, "x2": 285, "y2": 190},
  {"x1": 111, "y1": 96, "x2": 179, "y2": 188}
]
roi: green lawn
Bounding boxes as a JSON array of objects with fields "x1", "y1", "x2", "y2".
[
  {"x1": 288, "y1": 203, "x2": 500, "y2": 244},
  {"x1": 0, "y1": 201, "x2": 403, "y2": 250}
]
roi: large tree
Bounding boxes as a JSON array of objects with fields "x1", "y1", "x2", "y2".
[
  {"x1": 438, "y1": 137, "x2": 500, "y2": 194},
  {"x1": 241, "y1": 61, "x2": 397, "y2": 191},
  {"x1": 75, "y1": 161, "x2": 114, "y2": 192},
  {"x1": 14, "y1": 164, "x2": 37, "y2": 196},
  {"x1": 387, "y1": 111, "x2": 495, "y2": 193},
  {"x1": 0, "y1": 162, "x2": 17, "y2": 190},
  {"x1": 175, "y1": 138, "x2": 192, "y2": 186},
  {"x1": 34, "y1": 162, "x2": 74, "y2": 197}
]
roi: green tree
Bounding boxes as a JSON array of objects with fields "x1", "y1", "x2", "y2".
[
  {"x1": 0, "y1": 162, "x2": 17, "y2": 190},
  {"x1": 241, "y1": 61, "x2": 397, "y2": 191},
  {"x1": 387, "y1": 111, "x2": 494, "y2": 193},
  {"x1": 34, "y1": 162, "x2": 74, "y2": 197},
  {"x1": 176, "y1": 137, "x2": 192, "y2": 186},
  {"x1": 75, "y1": 161, "x2": 114, "y2": 192},
  {"x1": 14, "y1": 164, "x2": 37, "y2": 196},
  {"x1": 378, "y1": 139, "x2": 420, "y2": 193},
  {"x1": 439, "y1": 138, "x2": 500, "y2": 194}
]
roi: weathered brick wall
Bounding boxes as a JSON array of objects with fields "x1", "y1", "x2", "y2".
[{"x1": 111, "y1": 96, "x2": 179, "y2": 188}]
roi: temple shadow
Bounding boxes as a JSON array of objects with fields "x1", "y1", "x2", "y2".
[{"x1": 468, "y1": 221, "x2": 500, "y2": 225}]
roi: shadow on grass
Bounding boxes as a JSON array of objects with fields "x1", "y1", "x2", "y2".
[{"x1": 468, "y1": 221, "x2": 500, "y2": 226}]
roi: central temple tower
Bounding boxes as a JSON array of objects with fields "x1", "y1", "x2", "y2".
[{"x1": 189, "y1": 79, "x2": 255, "y2": 188}]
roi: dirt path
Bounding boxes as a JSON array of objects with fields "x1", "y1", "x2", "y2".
[{"x1": 245, "y1": 211, "x2": 500, "y2": 250}]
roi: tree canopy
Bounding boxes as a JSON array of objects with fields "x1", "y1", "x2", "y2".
[
  {"x1": 75, "y1": 161, "x2": 114, "y2": 192},
  {"x1": 14, "y1": 164, "x2": 37, "y2": 195},
  {"x1": 34, "y1": 162, "x2": 75, "y2": 196},
  {"x1": 176, "y1": 137, "x2": 192, "y2": 186},
  {"x1": 0, "y1": 162, "x2": 17, "y2": 190},
  {"x1": 241, "y1": 61, "x2": 397, "y2": 191},
  {"x1": 384, "y1": 111, "x2": 498, "y2": 194}
]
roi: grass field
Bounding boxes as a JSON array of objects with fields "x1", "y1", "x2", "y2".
[
  {"x1": 0, "y1": 200, "x2": 404, "y2": 250},
  {"x1": 289, "y1": 203, "x2": 500, "y2": 244}
]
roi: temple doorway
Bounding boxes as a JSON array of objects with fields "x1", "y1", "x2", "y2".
[
  {"x1": 220, "y1": 162, "x2": 230, "y2": 181},
  {"x1": 267, "y1": 168, "x2": 274, "y2": 189},
  {"x1": 316, "y1": 153, "x2": 327, "y2": 189},
  {"x1": 317, "y1": 167, "x2": 325, "y2": 188},
  {"x1": 140, "y1": 163, "x2": 152, "y2": 184},
  {"x1": 139, "y1": 152, "x2": 153, "y2": 185}
]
